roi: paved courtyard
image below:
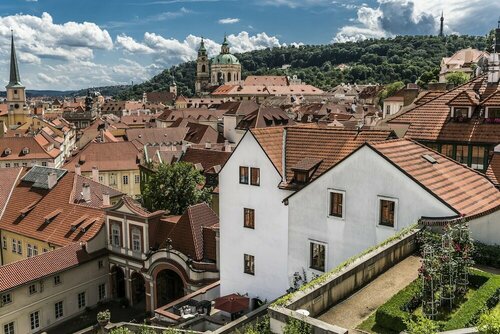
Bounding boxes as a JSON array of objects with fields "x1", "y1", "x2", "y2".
[{"x1": 317, "y1": 255, "x2": 421, "y2": 331}]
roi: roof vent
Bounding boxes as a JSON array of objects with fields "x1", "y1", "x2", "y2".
[{"x1": 422, "y1": 154, "x2": 438, "y2": 164}]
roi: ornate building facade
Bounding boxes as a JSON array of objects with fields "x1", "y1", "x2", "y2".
[{"x1": 195, "y1": 37, "x2": 242, "y2": 95}]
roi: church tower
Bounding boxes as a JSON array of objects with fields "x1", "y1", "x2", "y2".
[
  {"x1": 195, "y1": 38, "x2": 210, "y2": 95},
  {"x1": 439, "y1": 12, "x2": 444, "y2": 37},
  {"x1": 6, "y1": 32, "x2": 28, "y2": 127}
]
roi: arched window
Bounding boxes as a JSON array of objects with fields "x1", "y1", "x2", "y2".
[
  {"x1": 201, "y1": 64, "x2": 206, "y2": 73},
  {"x1": 227, "y1": 72, "x2": 231, "y2": 82},
  {"x1": 111, "y1": 224, "x2": 121, "y2": 247},
  {"x1": 132, "y1": 228, "x2": 141, "y2": 252}
]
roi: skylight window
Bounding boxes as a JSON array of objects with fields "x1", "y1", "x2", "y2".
[{"x1": 422, "y1": 154, "x2": 438, "y2": 164}]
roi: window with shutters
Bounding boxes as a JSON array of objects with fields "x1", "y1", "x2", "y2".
[{"x1": 243, "y1": 208, "x2": 255, "y2": 229}]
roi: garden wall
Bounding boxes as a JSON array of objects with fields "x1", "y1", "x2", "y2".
[{"x1": 269, "y1": 228, "x2": 419, "y2": 334}]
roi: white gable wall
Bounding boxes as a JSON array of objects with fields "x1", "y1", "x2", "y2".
[
  {"x1": 219, "y1": 131, "x2": 293, "y2": 301},
  {"x1": 287, "y1": 146, "x2": 456, "y2": 281},
  {"x1": 469, "y1": 210, "x2": 500, "y2": 245}
]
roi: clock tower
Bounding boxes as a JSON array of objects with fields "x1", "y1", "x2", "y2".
[{"x1": 6, "y1": 32, "x2": 28, "y2": 127}]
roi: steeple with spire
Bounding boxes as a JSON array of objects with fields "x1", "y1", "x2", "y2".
[
  {"x1": 195, "y1": 37, "x2": 210, "y2": 95},
  {"x1": 439, "y1": 11, "x2": 444, "y2": 37},
  {"x1": 221, "y1": 35, "x2": 230, "y2": 54},
  {"x1": 6, "y1": 31, "x2": 28, "y2": 127}
]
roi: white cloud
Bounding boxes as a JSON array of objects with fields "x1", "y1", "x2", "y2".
[
  {"x1": 116, "y1": 34, "x2": 154, "y2": 54},
  {"x1": 333, "y1": 0, "x2": 500, "y2": 42},
  {"x1": 218, "y1": 18, "x2": 240, "y2": 24}
]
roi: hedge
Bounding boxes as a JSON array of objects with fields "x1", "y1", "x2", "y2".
[
  {"x1": 375, "y1": 279, "x2": 422, "y2": 332},
  {"x1": 375, "y1": 269, "x2": 500, "y2": 332},
  {"x1": 474, "y1": 242, "x2": 500, "y2": 269}
]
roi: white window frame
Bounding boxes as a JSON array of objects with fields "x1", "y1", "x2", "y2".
[
  {"x1": 131, "y1": 228, "x2": 141, "y2": 252},
  {"x1": 309, "y1": 240, "x2": 327, "y2": 273},
  {"x1": 3, "y1": 321, "x2": 15, "y2": 334},
  {"x1": 377, "y1": 196, "x2": 398, "y2": 229},
  {"x1": 53, "y1": 275, "x2": 61, "y2": 286},
  {"x1": 27, "y1": 244, "x2": 32, "y2": 258},
  {"x1": 451, "y1": 106, "x2": 472, "y2": 118},
  {"x1": 486, "y1": 106, "x2": 500, "y2": 119},
  {"x1": 243, "y1": 254, "x2": 255, "y2": 275},
  {"x1": 122, "y1": 175, "x2": 129, "y2": 185},
  {"x1": 134, "y1": 174, "x2": 140, "y2": 184},
  {"x1": 1, "y1": 237, "x2": 6, "y2": 250},
  {"x1": 32, "y1": 245, "x2": 38, "y2": 256},
  {"x1": 98, "y1": 284, "x2": 106, "y2": 300},
  {"x1": 28, "y1": 284, "x2": 37, "y2": 295},
  {"x1": 327, "y1": 189, "x2": 345, "y2": 220},
  {"x1": 29, "y1": 311, "x2": 40, "y2": 331},
  {"x1": 77, "y1": 292, "x2": 86, "y2": 309},
  {"x1": 111, "y1": 224, "x2": 121, "y2": 247},
  {"x1": 11, "y1": 239, "x2": 16, "y2": 253},
  {"x1": 54, "y1": 301, "x2": 64, "y2": 319},
  {"x1": 1, "y1": 293, "x2": 12, "y2": 306}
]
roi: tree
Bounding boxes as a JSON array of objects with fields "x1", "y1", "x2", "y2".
[
  {"x1": 378, "y1": 81, "x2": 405, "y2": 106},
  {"x1": 445, "y1": 72, "x2": 470, "y2": 86},
  {"x1": 141, "y1": 162, "x2": 212, "y2": 214}
]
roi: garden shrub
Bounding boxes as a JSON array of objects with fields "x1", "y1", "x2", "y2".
[
  {"x1": 477, "y1": 307, "x2": 500, "y2": 334},
  {"x1": 283, "y1": 317, "x2": 312, "y2": 334},
  {"x1": 404, "y1": 315, "x2": 439, "y2": 334},
  {"x1": 474, "y1": 242, "x2": 500, "y2": 269},
  {"x1": 375, "y1": 270, "x2": 500, "y2": 332},
  {"x1": 375, "y1": 279, "x2": 422, "y2": 332}
]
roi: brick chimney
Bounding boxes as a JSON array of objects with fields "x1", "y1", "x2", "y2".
[
  {"x1": 48, "y1": 172, "x2": 58, "y2": 189},
  {"x1": 82, "y1": 183, "x2": 91, "y2": 202},
  {"x1": 75, "y1": 164, "x2": 81, "y2": 176},
  {"x1": 92, "y1": 166, "x2": 99, "y2": 182},
  {"x1": 102, "y1": 192, "x2": 110, "y2": 206}
]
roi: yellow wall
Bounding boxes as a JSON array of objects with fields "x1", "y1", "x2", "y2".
[
  {"x1": 82, "y1": 169, "x2": 141, "y2": 197},
  {"x1": 0, "y1": 230, "x2": 54, "y2": 265}
]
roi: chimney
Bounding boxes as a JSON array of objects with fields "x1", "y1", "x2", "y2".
[
  {"x1": 102, "y1": 192, "x2": 110, "y2": 206},
  {"x1": 205, "y1": 141, "x2": 212, "y2": 149},
  {"x1": 48, "y1": 172, "x2": 57, "y2": 189},
  {"x1": 82, "y1": 183, "x2": 91, "y2": 202},
  {"x1": 92, "y1": 166, "x2": 99, "y2": 182},
  {"x1": 224, "y1": 140, "x2": 231, "y2": 152},
  {"x1": 75, "y1": 164, "x2": 81, "y2": 175},
  {"x1": 488, "y1": 25, "x2": 500, "y2": 84}
]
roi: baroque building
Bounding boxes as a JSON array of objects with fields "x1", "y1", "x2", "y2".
[{"x1": 195, "y1": 36, "x2": 242, "y2": 95}]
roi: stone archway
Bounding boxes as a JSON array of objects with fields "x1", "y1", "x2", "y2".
[
  {"x1": 111, "y1": 266, "x2": 126, "y2": 299},
  {"x1": 155, "y1": 269, "x2": 184, "y2": 308},
  {"x1": 131, "y1": 271, "x2": 146, "y2": 309}
]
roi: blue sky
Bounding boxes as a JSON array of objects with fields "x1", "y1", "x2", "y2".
[{"x1": 0, "y1": 0, "x2": 498, "y2": 90}]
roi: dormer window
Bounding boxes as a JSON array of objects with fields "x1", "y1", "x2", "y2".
[
  {"x1": 485, "y1": 107, "x2": 500, "y2": 123},
  {"x1": 22, "y1": 147, "x2": 30, "y2": 155},
  {"x1": 452, "y1": 107, "x2": 470, "y2": 119},
  {"x1": 3, "y1": 148, "x2": 11, "y2": 156},
  {"x1": 294, "y1": 171, "x2": 309, "y2": 184},
  {"x1": 291, "y1": 157, "x2": 323, "y2": 185}
]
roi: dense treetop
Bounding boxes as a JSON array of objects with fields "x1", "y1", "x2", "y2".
[{"x1": 82, "y1": 34, "x2": 493, "y2": 100}]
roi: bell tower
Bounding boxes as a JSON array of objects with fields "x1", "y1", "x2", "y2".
[
  {"x1": 6, "y1": 32, "x2": 28, "y2": 127},
  {"x1": 195, "y1": 38, "x2": 210, "y2": 95}
]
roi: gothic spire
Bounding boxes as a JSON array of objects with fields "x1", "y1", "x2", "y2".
[
  {"x1": 8, "y1": 31, "x2": 23, "y2": 88},
  {"x1": 439, "y1": 11, "x2": 444, "y2": 37}
]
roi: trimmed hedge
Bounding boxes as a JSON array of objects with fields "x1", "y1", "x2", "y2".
[
  {"x1": 375, "y1": 269, "x2": 500, "y2": 332},
  {"x1": 474, "y1": 242, "x2": 500, "y2": 269},
  {"x1": 375, "y1": 280, "x2": 422, "y2": 332}
]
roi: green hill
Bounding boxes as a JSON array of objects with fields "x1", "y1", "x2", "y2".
[{"x1": 93, "y1": 34, "x2": 494, "y2": 100}]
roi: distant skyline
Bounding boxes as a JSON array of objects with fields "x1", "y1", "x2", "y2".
[{"x1": 0, "y1": 0, "x2": 498, "y2": 90}]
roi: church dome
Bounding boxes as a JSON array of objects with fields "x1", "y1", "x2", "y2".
[{"x1": 212, "y1": 53, "x2": 239, "y2": 65}]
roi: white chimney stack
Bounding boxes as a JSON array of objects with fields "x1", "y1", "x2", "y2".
[
  {"x1": 102, "y1": 192, "x2": 110, "y2": 206},
  {"x1": 82, "y1": 183, "x2": 91, "y2": 202},
  {"x1": 205, "y1": 142, "x2": 212, "y2": 149},
  {"x1": 75, "y1": 164, "x2": 81, "y2": 176},
  {"x1": 92, "y1": 166, "x2": 99, "y2": 182},
  {"x1": 48, "y1": 172, "x2": 58, "y2": 189}
]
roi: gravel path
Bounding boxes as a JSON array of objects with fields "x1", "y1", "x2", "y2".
[{"x1": 317, "y1": 255, "x2": 421, "y2": 330}]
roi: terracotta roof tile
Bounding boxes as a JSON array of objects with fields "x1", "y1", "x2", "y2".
[
  {"x1": 0, "y1": 243, "x2": 104, "y2": 293},
  {"x1": 486, "y1": 152, "x2": 500, "y2": 187},
  {"x1": 236, "y1": 105, "x2": 295, "y2": 130},
  {"x1": 0, "y1": 137, "x2": 61, "y2": 161},
  {"x1": 251, "y1": 127, "x2": 284, "y2": 176},
  {"x1": 369, "y1": 139, "x2": 500, "y2": 216},
  {"x1": 126, "y1": 128, "x2": 188, "y2": 146},
  {"x1": 0, "y1": 168, "x2": 23, "y2": 219},
  {"x1": 179, "y1": 148, "x2": 231, "y2": 171},
  {"x1": 65, "y1": 142, "x2": 140, "y2": 172}
]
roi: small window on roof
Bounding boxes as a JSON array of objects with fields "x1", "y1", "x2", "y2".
[{"x1": 422, "y1": 154, "x2": 437, "y2": 164}]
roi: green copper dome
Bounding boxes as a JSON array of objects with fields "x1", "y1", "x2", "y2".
[{"x1": 212, "y1": 53, "x2": 239, "y2": 65}]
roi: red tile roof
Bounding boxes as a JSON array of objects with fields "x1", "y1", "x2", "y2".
[
  {"x1": 486, "y1": 152, "x2": 500, "y2": 187},
  {"x1": 65, "y1": 142, "x2": 140, "y2": 172},
  {"x1": 0, "y1": 243, "x2": 104, "y2": 293},
  {"x1": 0, "y1": 168, "x2": 23, "y2": 219},
  {"x1": 179, "y1": 148, "x2": 231, "y2": 172},
  {"x1": 169, "y1": 203, "x2": 218, "y2": 261},
  {"x1": 250, "y1": 127, "x2": 284, "y2": 176},
  {"x1": 0, "y1": 137, "x2": 61, "y2": 161},
  {"x1": 369, "y1": 139, "x2": 500, "y2": 216},
  {"x1": 236, "y1": 105, "x2": 295, "y2": 130},
  {"x1": 388, "y1": 76, "x2": 500, "y2": 143},
  {"x1": 0, "y1": 171, "x2": 106, "y2": 247},
  {"x1": 244, "y1": 75, "x2": 288, "y2": 86}
]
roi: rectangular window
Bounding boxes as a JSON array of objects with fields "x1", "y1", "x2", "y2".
[
  {"x1": 454, "y1": 107, "x2": 469, "y2": 118},
  {"x1": 239, "y1": 166, "x2": 249, "y2": 184},
  {"x1": 33, "y1": 245, "x2": 38, "y2": 256},
  {"x1": 1, "y1": 293, "x2": 12, "y2": 306},
  {"x1": 329, "y1": 190, "x2": 344, "y2": 218},
  {"x1": 111, "y1": 224, "x2": 121, "y2": 247},
  {"x1": 98, "y1": 284, "x2": 106, "y2": 300},
  {"x1": 441, "y1": 144, "x2": 453, "y2": 158},
  {"x1": 30, "y1": 311, "x2": 40, "y2": 331},
  {"x1": 29, "y1": 284, "x2": 37, "y2": 295},
  {"x1": 78, "y1": 292, "x2": 86, "y2": 309},
  {"x1": 41, "y1": 161, "x2": 47, "y2": 167},
  {"x1": 54, "y1": 301, "x2": 63, "y2": 319},
  {"x1": 11, "y1": 239, "x2": 16, "y2": 253},
  {"x1": 54, "y1": 275, "x2": 61, "y2": 286},
  {"x1": 132, "y1": 231, "x2": 141, "y2": 252},
  {"x1": 22, "y1": 163, "x2": 27, "y2": 167},
  {"x1": 243, "y1": 208, "x2": 255, "y2": 229},
  {"x1": 456, "y1": 145, "x2": 469, "y2": 165},
  {"x1": 122, "y1": 175, "x2": 129, "y2": 185},
  {"x1": 99, "y1": 175, "x2": 104, "y2": 183},
  {"x1": 17, "y1": 241, "x2": 21, "y2": 255},
  {"x1": 379, "y1": 199, "x2": 396, "y2": 227},
  {"x1": 471, "y1": 146, "x2": 485, "y2": 170},
  {"x1": 13, "y1": 163, "x2": 19, "y2": 168},
  {"x1": 250, "y1": 168, "x2": 260, "y2": 186},
  {"x1": 98, "y1": 260, "x2": 104, "y2": 269},
  {"x1": 310, "y1": 242, "x2": 326, "y2": 272},
  {"x1": 487, "y1": 107, "x2": 500, "y2": 119},
  {"x1": 3, "y1": 322, "x2": 14, "y2": 334},
  {"x1": 1, "y1": 237, "x2": 6, "y2": 250},
  {"x1": 4, "y1": 163, "x2": 10, "y2": 168},
  {"x1": 135, "y1": 174, "x2": 140, "y2": 184},
  {"x1": 243, "y1": 254, "x2": 255, "y2": 275},
  {"x1": 27, "y1": 244, "x2": 32, "y2": 258}
]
